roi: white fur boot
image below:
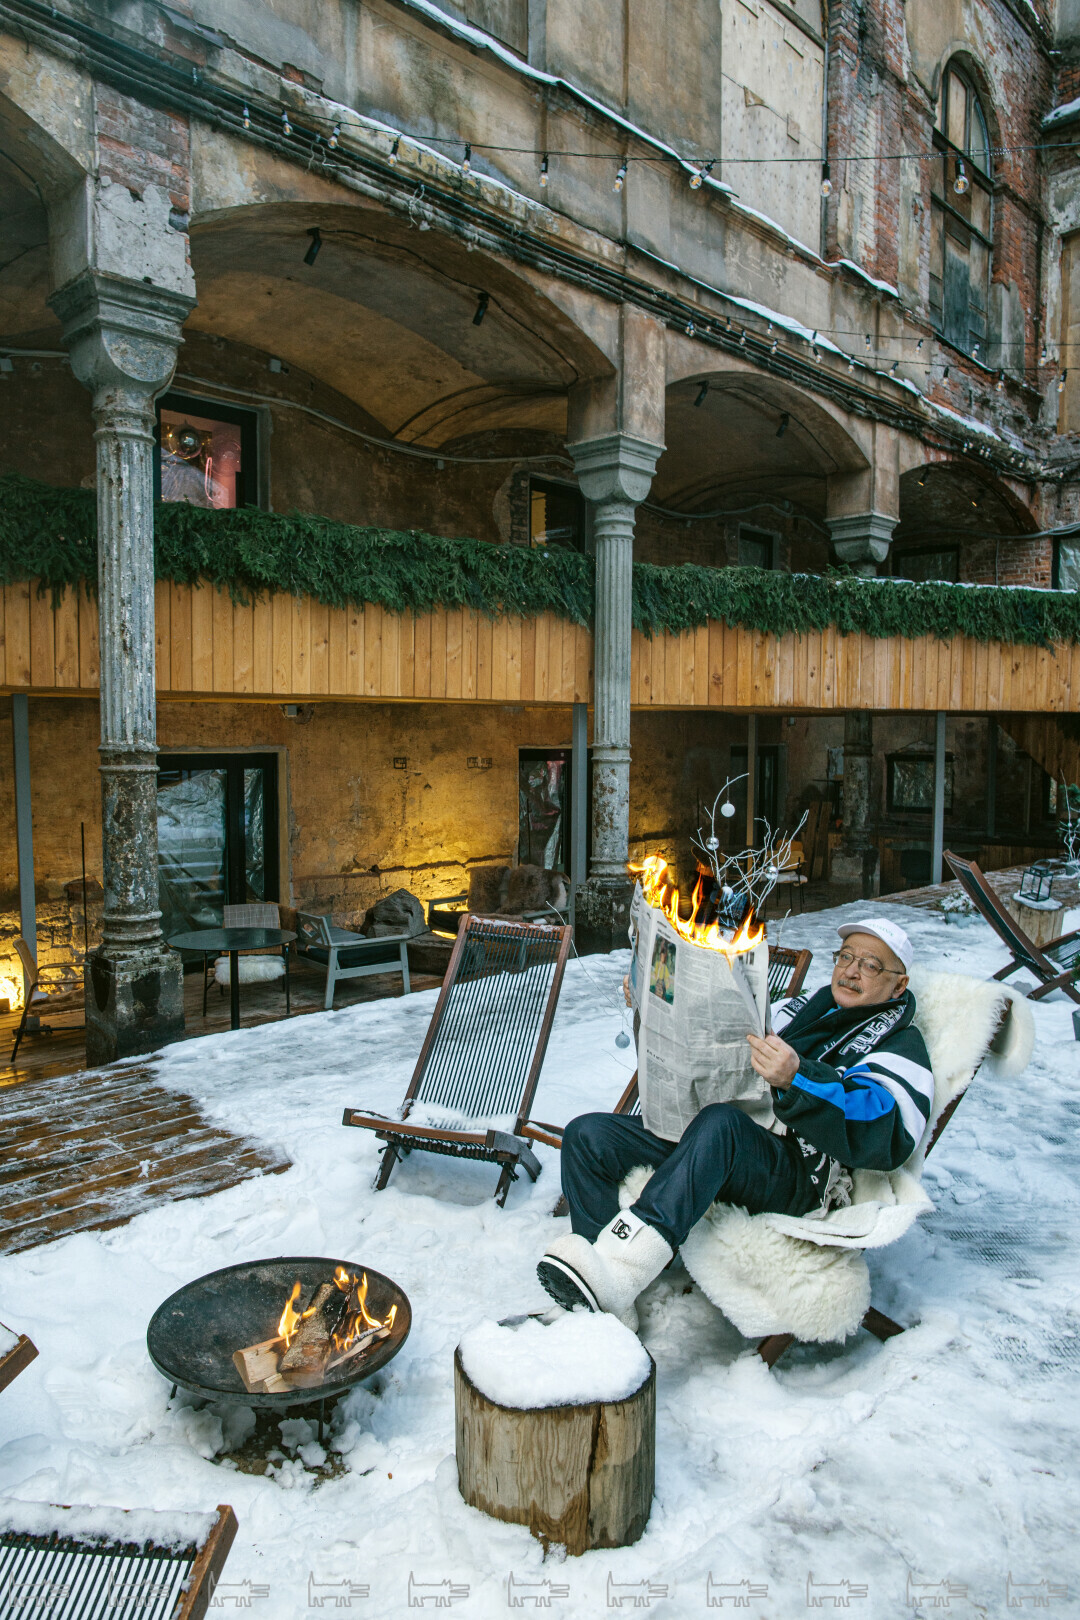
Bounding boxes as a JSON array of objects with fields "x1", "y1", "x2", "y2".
[{"x1": 537, "y1": 1211, "x2": 673, "y2": 1324}]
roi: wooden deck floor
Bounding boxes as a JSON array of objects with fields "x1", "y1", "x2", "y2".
[{"x1": 0, "y1": 956, "x2": 443, "y2": 1258}]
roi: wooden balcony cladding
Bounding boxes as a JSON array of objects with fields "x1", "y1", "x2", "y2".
[
  {"x1": 3, "y1": 579, "x2": 1079, "y2": 712},
  {"x1": 0, "y1": 581, "x2": 591, "y2": 705}
]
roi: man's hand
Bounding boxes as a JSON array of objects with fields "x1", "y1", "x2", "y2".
[
  {"x1": 747, "y1": 1032, "x2": 799, "y2": 1090},
  {"x1": 622, "y1": 974, "x2": 632, "y2": 1008}
]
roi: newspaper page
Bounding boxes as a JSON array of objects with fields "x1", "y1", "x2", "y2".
[{"x1": 629, "y1": 883, "x2": 775, "y2": 1143}]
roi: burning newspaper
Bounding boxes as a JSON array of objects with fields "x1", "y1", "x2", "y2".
[{"x1": 628, "y1": 881, "x2": 774, "y2": 1144}]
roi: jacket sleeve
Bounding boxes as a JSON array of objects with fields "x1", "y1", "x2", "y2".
[{"x1": 772, "y1": 1026, "x2": 935, "y2": 1172}]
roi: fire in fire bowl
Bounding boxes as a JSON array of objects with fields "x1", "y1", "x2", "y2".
[{"x1": 147, "y1": 1257, "x2": 411, "y2": 1411}]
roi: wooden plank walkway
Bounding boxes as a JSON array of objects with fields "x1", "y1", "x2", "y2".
[{"x1": 0, "y1": 1062, "x2": 293, "y2": 1257}]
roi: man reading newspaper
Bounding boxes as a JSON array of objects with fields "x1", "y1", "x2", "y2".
[{"x1": 538, "y1": 918, "x2": 934, "y2": 1328}]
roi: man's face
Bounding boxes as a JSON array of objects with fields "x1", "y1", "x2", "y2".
[{"x1": 831, "y1": 931, "x2": 908, "y2": 1010}]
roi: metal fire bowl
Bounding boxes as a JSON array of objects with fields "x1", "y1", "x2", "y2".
[{"x1": 147, "y1": 1257, "x2": 412, "y2": 1411}]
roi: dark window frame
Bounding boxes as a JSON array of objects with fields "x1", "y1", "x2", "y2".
[
  {"x1": 528, "y1": 476, "x2": 589, "y2": 554},
  {"x1": 737, "y1": 526, "x2": 779, "y2": 570},
  {"x1": 155, "y1": 391, "x2": 260, "y2": 508},
  {"x1": 156, "y1": 750, "x2": 280, "y2": 910},
  {"x1": 886, "y1": 752, "x2": 955, "y2": 816},
  {"x1": 929, "y1": 62, "x2": 994, "y2": 358},
  {"x1": 890, "y1": 543, "x2": 961, "y2": 583}
]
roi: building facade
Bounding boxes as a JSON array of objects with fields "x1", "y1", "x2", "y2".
[{"x1": 1, "y1": 0, "x2": 1079, "y2": 1053}]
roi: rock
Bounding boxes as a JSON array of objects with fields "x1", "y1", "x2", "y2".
[{"x1": 362, "y1": 888, "x2": 426, "y2": 937}]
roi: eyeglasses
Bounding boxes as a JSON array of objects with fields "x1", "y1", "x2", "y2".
[{"x1": 832, "y1": 949, "x2": 903, "y2": 980}]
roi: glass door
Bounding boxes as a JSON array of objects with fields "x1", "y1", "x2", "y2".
[
  {"x1": 157, "y1": 753, "x2": 279, "y2": 942},
  {"x1": 518, "y1": 750, "x2": 572, "y2": 871}
]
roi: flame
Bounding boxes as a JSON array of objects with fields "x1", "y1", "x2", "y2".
[
  {"x1": 278, "y1": 1281, "x2": 304, "y2": 1347},
  {"x1": 334, "y1": 1266, "x2": 352, "y2": 1291},
  {"x1": 629, "y1": 856, "x2": 764, "y2": 963},
  {"x1": 327, "y1": 1271, "x2": 394, "y2": 1353}
]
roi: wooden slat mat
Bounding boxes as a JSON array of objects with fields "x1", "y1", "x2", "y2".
[{"x1": 0, "y1": 1064, "x2": 291, "y2": 1256}]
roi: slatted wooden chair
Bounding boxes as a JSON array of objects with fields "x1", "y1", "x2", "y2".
[
  {"x1": 945, "y1": 850, "x2": 1080, "y2": 1004},
  {"x1": 10, "y1": 937, "x2": 84, "y2": 1062},
  {"x1": 0, "y1": 1502, "x2": 237, "y2": 1620},
  {"x1": 343, "y1": 915, "x2": 573, "y2": 1205},
  {"x1": 527, "y1": 944, "x2": 814, "y2": 1211}
]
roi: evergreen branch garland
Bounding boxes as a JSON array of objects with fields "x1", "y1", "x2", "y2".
[{"x1": 2, "y1": 473, "x2": 1077, "y2": 647}]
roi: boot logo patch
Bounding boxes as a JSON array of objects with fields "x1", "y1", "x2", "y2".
[{"x1": 611, "y1": 1218, "x2": 633, "y2": 1241}]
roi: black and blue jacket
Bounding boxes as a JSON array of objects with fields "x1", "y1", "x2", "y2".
[{"x1": 772, "y1": 986, "x2": 935, "y2": 1173}]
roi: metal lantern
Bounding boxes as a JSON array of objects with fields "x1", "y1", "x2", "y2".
[{"x1": 1018, "y1": 861, "x2": 1054, "y2": 904}]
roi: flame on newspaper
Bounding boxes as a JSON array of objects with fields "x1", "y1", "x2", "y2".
[{"x1": 629, "y1": 855, "x2": 764, "y2": 962}]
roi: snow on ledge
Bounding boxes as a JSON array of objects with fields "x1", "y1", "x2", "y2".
[
  {"x1": 1045, "y1": 95, "x2": 1080, "y2": 129},
  {"x1": 458, "y1": 1311, "x2": 651, "y2": 1408},
  {"x1": 0, "y1": 1500, "x2": 219, "y2": 1550}
]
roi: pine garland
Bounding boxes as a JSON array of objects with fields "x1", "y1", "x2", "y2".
[{"x1": 2, "y1": 472, "x2": 1078, "y2": 647}]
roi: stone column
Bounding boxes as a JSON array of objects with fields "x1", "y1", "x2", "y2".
[
  {"x1": 568, "y1": 433, "x2": 663, "y2": 951},
  {"x1": 50, "y1": 271, "x2": 194, "y2": 1061},
  {"x1": 826, "y1": 512, "x2": 897, "y2": 577},
  {"x1": 832, "y1": 711, "x2": 879, "y2": 897}
]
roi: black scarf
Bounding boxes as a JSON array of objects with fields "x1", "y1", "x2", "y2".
[{"x1": 781, "y1": 985, "x2": 916, "y2": 1067}]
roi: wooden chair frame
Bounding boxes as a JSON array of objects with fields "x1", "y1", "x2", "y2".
[
  {"x1": 344, "y1": 915, "x2": 572, "y2": 1205},
  {"x1": 945, "y1": 850, "x2": 1080, "y2": 1004},
  {"x1": 296, "y1": 911, "x2": 411, "y2": 1010},
  {"x1": 0, "y1": 1326, "x2": 37, "y2": 1394},
  {"x1": 10, "y1": 937, "x2": 84, "y2": 1062}
]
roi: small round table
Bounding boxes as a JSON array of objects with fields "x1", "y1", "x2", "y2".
[{"x1": 168, "y1": 927, "x2": 296, "y2": 1031}]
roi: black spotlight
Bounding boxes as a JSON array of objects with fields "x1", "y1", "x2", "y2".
[
  {"x1": 473, "y1": 291, "x2": 490, "y2": 326},
  {"x1": 776, "y1": 412, "x2": 789, "y2": 438},
  {"x1": 694, "y1": 381, "x2": 709, "y2": 407},
  {"x1": 303, "y1": 228, "x2": 322, "y2": 266}
]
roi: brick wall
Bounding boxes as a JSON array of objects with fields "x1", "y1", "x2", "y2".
[{"x1": 93, "y1": 84, "x2": 191, "y2": 214}]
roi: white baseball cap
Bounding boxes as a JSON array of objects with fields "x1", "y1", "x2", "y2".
[{"x1": 836, "y1": 917, "x2": 913, "y2": 972}]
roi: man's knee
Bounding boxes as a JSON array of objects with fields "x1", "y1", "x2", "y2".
[
  {"x1": 684, "y1": 1101, "x2": 751, "y2": 1146},
  {"x1": 562, "y1": 1112, "x2": 612, "y2": 1161}
]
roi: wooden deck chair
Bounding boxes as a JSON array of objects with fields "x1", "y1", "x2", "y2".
[
  {"x1": 343, "y1": 915, "x2": 572, "y2": 1205},
  {"x1": 945, "y1": 850, "x2": 1080, "y2": 1004},
  {"x1": 0, "y1": 1319, "x2": 37, "y2": 1394},
  {"x1": 527, "y1": 944, "x2": 814, "y2": 1213},
  {"x1": 0, "y1": 1502, "x2": 237, "y2": 1620}
]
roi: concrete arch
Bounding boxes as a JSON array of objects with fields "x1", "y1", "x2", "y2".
[
  {"x1": 186, "y1": 197, "x2": 615, "y2": 446},
  {"x1": 897, "y1": 458, "x2": 1038, "y2": 543}
]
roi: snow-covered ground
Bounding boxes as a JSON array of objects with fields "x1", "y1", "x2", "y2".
[{"x1": 1, "y1": 899, "x2": 1078, "y2": 1617}]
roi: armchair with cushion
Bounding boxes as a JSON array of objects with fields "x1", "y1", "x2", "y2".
[{"x1": 295, "y1": 911, "x2": 411, "y2": 1010}]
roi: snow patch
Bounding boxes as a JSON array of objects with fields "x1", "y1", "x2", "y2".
[{"x1": 458, "y1": 1311, "x2": 651, "y2": 1408}]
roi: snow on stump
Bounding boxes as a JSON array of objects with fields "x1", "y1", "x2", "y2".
[
  {"x1": 1005, "y1": 893, "x2": 1064, "y2": 950},
  {"x1": 454, "y1": 1312, "x2": 655, "y2": 1556}
]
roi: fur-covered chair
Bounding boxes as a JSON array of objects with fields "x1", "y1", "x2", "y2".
[{"x1": 621, "y1": 969, "x2": 1035, "y2": 1352}]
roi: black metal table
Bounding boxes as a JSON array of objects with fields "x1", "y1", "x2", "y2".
[{"x1": 168, "y1": 927, "x2": 296, "y2": 1031}]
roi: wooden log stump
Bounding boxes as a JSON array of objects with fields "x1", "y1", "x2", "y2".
[
  {"x1": 454, "y1": 1346, "x2": 655, "y2": 1556},
  {"x1": 1005, "y1": 895, "x2": 1064, "y2": 950}
]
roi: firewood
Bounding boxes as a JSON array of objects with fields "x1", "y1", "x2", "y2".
[
  {"x1": 232, "y1": 1339, "x2": 282, "y2": 1393},
  {"x1": 279, "y1": 1282, "x2": 347, "y2": 1372},
  {"x1": 325, "y1": 1324, "x2": 390, "y2": 1373}
]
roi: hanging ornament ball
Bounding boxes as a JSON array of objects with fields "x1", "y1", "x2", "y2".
[
  {"x1": 615, "y1": 1030, "x2": 631, "y2": 1049},
  {"x1": 720, "y1": 801, "x2": 736, "y2": 818},
  {"x1": 765, "y1": 865, "x2": 779, "y2": 879},
  {"x1": 706, "y1": 835, "x2": 720, "y2": 851}
]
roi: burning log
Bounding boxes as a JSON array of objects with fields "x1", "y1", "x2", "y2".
[
  {"x1": 279, "y1": 1282, "x2": 347, "y2": 1374},
  {"x1": 231, "y1": 1269, "x2": 398, "y2": 1395}
]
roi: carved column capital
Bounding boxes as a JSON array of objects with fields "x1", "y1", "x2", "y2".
[
  {"x1": 49, "y1": 270, "x2": 194, "y2": 404},
  {"x1": 826, "y1": 511, "x2": 897, "y2": 576},
  {"x1": 567, "y1": 433, "x2": 665, "y2": 507}
]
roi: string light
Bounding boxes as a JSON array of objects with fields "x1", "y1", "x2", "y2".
[
  {"x1": 694, "y1": 381, "x2": 709, "y2": 406},
  {"x1": 1059, "y1": 370, "x2": 1068, "y2": 394},
  {"x1": 865, "y1": 334, "x2": 872, "y2": 353},
  {"x1": 916, "y1": 339, "x2": 923, "y2": 352},
  {"x1": 770, "y1": 338, "x2": 778, "y2": 354},
  {"x1": 820, "y1": 162, "x2": 832, "y2": 197},
  {"x1": 389, "y1": 137, "x2": 400, "y2": 163},
  {"x1": 995, "y1": 372, "x2": 1005, "y2": 392},
  {"x1": 242, "y1": 104, "x2": 251, "y2": 130},
  {"x1": 462, "y1": 142, "x2": 472, "y2": 173},
  {"x1": 329, "y1": 123, "x2": 339, "y2": 149},
  {"x1": 613, "y1": 160, "x2": 628, "y2": 192},
  {"x1": 689, "y1": 160, "x2": 714, "y2": 190},
  {"x1": 848, "y1": 357, "x2": 856, "y2": 373},
  {"x1": 281, "y1": 110, "x2": 292, "y2": 136},
  {"x1": 953, "y1": 158, "x2": 969, "y2": 195},
  {"x1": 1040, "y1": 344, "x2": 1049, "y2": 365},
  {"x1": 686, "y1": 320, "x2": 696, "y2": 336},
  {"x1": 739, "y1": 329, "x2": 747, "y2": 347},
  {"x1": 539, "y1": 154, "x2": 549, "y2": 186},
  {"x1": 889, "y1": 360, "x2": 898, "y2": 374}
]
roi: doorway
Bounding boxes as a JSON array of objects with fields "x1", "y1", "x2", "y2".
[
  {"x1": 729, "y1": 744, "x2": 782, "y2": 839},
  {"x1": 156, "y1": 753, "x2": 280, "y2": 941},
  {"x1": 518, "y1": 750, "x2": 573, "y2": 872}
]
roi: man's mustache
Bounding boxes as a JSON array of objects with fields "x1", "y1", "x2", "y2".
[{"x1": 838, "y1": 976, "x2": 864, "y2": 991}]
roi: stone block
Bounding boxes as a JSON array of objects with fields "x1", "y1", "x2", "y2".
[{"x1": 84, "y1": 945, "x2": 185, "y2": 1065}]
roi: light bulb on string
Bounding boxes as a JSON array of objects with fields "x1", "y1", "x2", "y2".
[
  {"x1": 1059, "y1": 370, "x2": 1068, "y2": 395},
  {"x1": 242, "y1": 104, "x2": 251, "y2": 130},
  {"x1": 995, "y1": 372, "x2": 1005, "y2": 392},
  {"x1": 848, "y1": 357, "x2": 855, "y2": 373},
  {"x1": 389, "y1": 137, "x2": 400, "y2": 163},
  {"x1": 613, "y1": 160, "x2": 628, "y2": 192},
  {"x1": 462, "y1": 142, "x2": 471, "y2": 173},
  {"x1": 690, "y1": 160, "x2": 714, "y2": 190},
  {"x1": 329, "y1": 123, "x2": 339, "y2": 149},
  {"x1": 770, "y1": 338, "x2": 778, "y2": 355},
  {"x1": 539, "y1": 154, "x2": 549, "y2": 187},
  {"x1": 916, "y1": 339, "x2": 923, "y2": 352},
  {"x1": 820, "y1": 162, "x2": 832, "y2": 197},
  {"x1": 686, "y1": 320, "x2": 696, "y2": 336},
  {"x1": 954, "y1": 158, "x2": 969, "y2": 195},
  {"x1": 1040, "y1": 344, "x2": 1049, "y2": 365},
  {"x1": 739, "y1": 329, "x2": 747, "y2": 347},
  {"x1": 865, "y1": 334, "x2": 872, "y2": 353},
  {"x1": 281, "y1": 110, "x2": 292, "y2": 136}
]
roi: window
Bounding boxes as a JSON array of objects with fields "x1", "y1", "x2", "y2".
[
  {"x1": 886, "y1": 751, "x2": 955, "y2": 814},
  {"x1": 891, "y1": 546, "x2": 960, "y2": 583},
  {"x1": 518, "y1": 750, "x2": 573, "y2": 871},
  {"x1": 1054, "y1": 536, "x2": 1080, "y2": 591},
  {"x1": 156, "y1": 753, "x2": 280, "y2": 941},
  {"x1": 930, "y1": 63, "x2": 992, "y2": 356},
  {"x1": 529, "y1": 478, "x2": 587, "y2": 552},
  {"x1": 156, "y1": 393, "x2": 258, "y2": 509},
  {"x1": 737, "y1": 527, "x2": 776, "y2": 569}
]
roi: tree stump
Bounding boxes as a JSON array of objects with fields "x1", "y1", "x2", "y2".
[
  {"x1": 454, "y1": 1346, "x2": 655, "y2": 1556},
  {"x1": 1005, "y1": 894, "x2": 1064, "y2": 950}
]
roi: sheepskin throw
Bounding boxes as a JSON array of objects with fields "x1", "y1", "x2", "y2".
[{"x1": 214, "y1": 956, "x2": 285, "y2": 986}]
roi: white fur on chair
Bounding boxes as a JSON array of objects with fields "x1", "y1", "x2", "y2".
[
  {"x1": 635, "y1": 971, "x2": 1035, "y2": 1343},
  {"x1": 213, "y1": 956, "x2": 285, "y2": 986}
]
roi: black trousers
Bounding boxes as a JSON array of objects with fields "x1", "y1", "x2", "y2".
[{"x1": 560, "y1": 1103, "x2": 817, "y2": 1252}]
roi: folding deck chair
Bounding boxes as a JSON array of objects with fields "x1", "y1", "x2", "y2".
[
  {"x1": 343, "y1": 914, "x2": 572, "y2": 1205},
  {"x1": 0, "y1": 1319, "x2": 37, "y2": 1395},
  {"x1": 945, "y1": 850, "x2": 1080, "y2": 1004},
  {"x1": 526, "y1": 944, "x2": 814, "y2": 1210},
  {"x1": 0, "y1": 1502, "x2": 237, "y2": 1620}
]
